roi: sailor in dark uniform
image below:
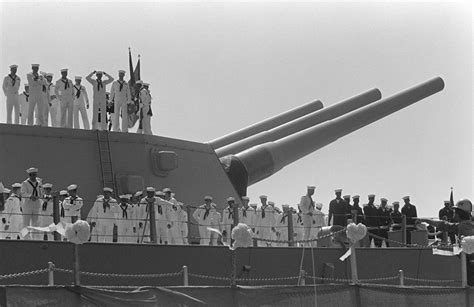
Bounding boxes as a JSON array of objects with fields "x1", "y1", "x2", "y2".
[
  {"x1": 378, "y1": 198, "x2": 392, "y2": 244},
  {"x1": 390, "y1": 201, "x2": 403, "y2": 224},
  {"x1": 401, "y1": 196, "x2": 417, "y2": 244},
  {"x1": 363, "y1": 194, "x2": 381, "y2": 246},
  {"x1": 328, "y1": 189, "x2": 349, "y2": 226},
  {"x1": 438, "y1": 200, "x2": 455, "y2": 243},
  {"x1": 350, "y1": 195, "x2": 365, "y2": 224}
]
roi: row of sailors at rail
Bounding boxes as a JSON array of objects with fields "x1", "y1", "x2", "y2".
[
  {"x1": 88, "y1": 187, "x2": 188, "y2": 244},
  {"x1": 2, "y1": 64, "x2": 153, "y2": 134},
  {"x1": 0, "y1": 169, "x2": 187, "y2": 243},
  {"x1": 193, "y1": 193, "x2": 326, "y2": 247}
]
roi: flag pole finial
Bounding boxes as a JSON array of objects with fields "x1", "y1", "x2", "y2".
[
  {"x1": 138, "y1": 54, "x2": 141, "y2": 58},
  {"x1": 128, "y1": 47, "x2": 131, "y2": 51},
  {"x1": 451, "y1": 187, "x2": 453, "y2": 191}
]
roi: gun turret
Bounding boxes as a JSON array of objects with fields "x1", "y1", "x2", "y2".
[
  {"x1": 221, "y1": 77, "x2": 444, "y2": 196},
  {"x1": 209, "y1": 100, "x2": 323, "y2": 149},
  {"x1": 216, "y1": 89, "x2": 382, "y2": 157}
]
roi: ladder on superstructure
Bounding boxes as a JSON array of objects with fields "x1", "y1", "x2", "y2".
[{"x1": 96, "y1": 130, "x2": 117, "y2": 195}]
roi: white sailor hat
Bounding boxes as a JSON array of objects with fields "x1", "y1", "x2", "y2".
[
  {"x1": 103, "y1": 187, "x2": 113, "y2": 193},
  {"x1": 118, "y1": 70, "x2": 126, "y2": 74},
  {"x1": 343, "y1": 195, "x2": 350, "y2": 199},
  {"x1": 74, "y1": 76, "x2": 82, "y2": 80},
  {"x1": 259, "y1": 195, "x2": 267, "y2": 199},
  {"x1": 352, "y1": 195, "x2": 360, "y2": 199},
  {"x1": 402, "y1": 196, "x2": 410, "y2": 200},
  {"x1": 315, "y1": 202, "x2": 323, "y2": 209},
  {"x1": 67, "y1": 184, "x2": 78, "y2": 191},
  {"x1": 307, "y1": 185, "x2": 316, "y2": 190},
  {"x1": 25, "y1": 84, "x2": 29, "y2": 87},
  {"x1": 136, "y1": 80, "x2": 143, "y2": 84},
  {"x1": 119, "y1": 194, "x2": 129, "y2": 199},
  {"x1": 392, "y1": 201, "x2": 400, "y2": 205},
  {"x1": 380, "y1": 198, "x2": 388, "y2": 202},
  {"x1": 368, "y1": 194, "x2": 375, "y2": 198},
  {"x1": 282, "y1": 204, "x2": 290, "y2": 210},
  {"x1": 9, "y1": 64, "x2": 18, "y2": 69},
  {"x1": 59, "y1": 190, "x2": 68, "y2": 196},
  {"x1": 250, "y1": 203, "x2": 257, "y2": 208},
  {"x1": 96, "y1": 71, "x2": 103, "y2": 75},
  {"x1": 46, "y1": 73, "x2": 53, "y2": 77},
  {"x1": 3, "y1": 188, "x2": 11, "y2": 194},
  {"x1": 146, "y1": 187, "x2": 155, "y2": 192},
  {"x1": 43, "y1": 183, "x2": 53, "y2": 189},
  {"x1": 335, "y1": 189, "x2": 342, "y2": 193},
  {"x1": 134, "y1": 191, "x2": 143, "y2": 197},
  {"x1": 444, "y1": 200, "x2": 451, "y2": 205},
  {"x1": 227, "y1": 197, "x2": 235, "y2": 202},
  {"x1": 241, "y1": 196, "x2": 249, "y2": 201},
  {"x1": 163, "y1": 188, "x2": 172, "y2": 193},
  {"x1": 268, "y1": 201, "x2": 275, "y2": 206},
  {"x1": 156, "y1": 191, "x2": 165, "y2": 196},
  {"x1": 204, "y1": 195, "x2": 213, "y2": 201},
  {"x1": 12, "y1": 183, "x2": 21, "y2": 188},
  {"x1": 26, "y1": 167, "x2": 38, "y2": 174},
  {"x1": 60, "y1": 68, "x2": 68, "y2": 73},
  {"x1": 143, "y1": 83, "x2": 150, "y2": 86},
  {"x1": 31, "y1": 64, "x2": 40, "y2": 68}
]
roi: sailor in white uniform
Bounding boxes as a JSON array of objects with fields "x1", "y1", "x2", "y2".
[
  {"x1": 192, "y1": 196, "x2": 220, "y2": 245},
  {"x1": 131, "y1": 191, "x2": 145, "y2": 243},
  {"x1": 86, "y1": 70, "x2": 114, "y2": 130},
  {"x1": 177, "y1": 202, "x2": 189, "y2": 244},
  {"x1": 40, "y1": 72, "x2": 51, "y2": 126},
  {"x1": 137, "y1": 82, "x2": 153, "y2": 135},
  {"x1": 2, "y1": 183, "x2": 22, "y2": 240},
  {"x1": 55, "y1": 69, "x2": 74, "y2": 128},
  {"x1": 58, "y1": 190, "x2": 68, "y2": 224},
  {"x1": 2, "y1": 64, "x2": 21, "y2": 124},
  {"x1": 26, "y1": 64, "x2": 47, "y2": 126},
  {"x1": 110, "y1": 70, "x2": 131, "y2": 132},
  {"x1": 299, "y1": 186, "x2": 316, "y2": 246},
  {"x1": 62, "y1": 184, "x2": 83, "y2": 224},
  {"x1": 39, "y1": 183, "x2": 54, "y2": 240},
  {"x1": 87, "y1": 187, "x2": 118, "y2": 243},
  {"x1": 20, "y1": 167, "x2": 43, "y2": 240},
  {"x1": 72, "y1": 76, "x2": 90, "y2": 129},
  {"x1": 18, "y1": 84, "x2": 29, "y2": 125},
  {"x1": 256, "y1": 195, "x2": 277, "y2": 247},
  {"x1": 221, "y1": 197, "x2": 237, "y2": 244},
  {"x1": 116, "y1": 194, "x2": 136, "y2": 243},
  {"x1": 46, "y1": 73, "x2": 60, "y2": 127}
]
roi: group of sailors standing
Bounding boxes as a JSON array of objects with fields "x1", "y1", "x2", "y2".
[{"x1": 2, "y1": 64, "x2": 153, "y2": 134}]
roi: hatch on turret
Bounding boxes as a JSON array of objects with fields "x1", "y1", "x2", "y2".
[{"x1": 150, "y1": 148, "x2": 178, "y2": 177}]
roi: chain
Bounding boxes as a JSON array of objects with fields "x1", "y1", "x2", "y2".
[
  {"x1": 0, "y1": 268, "x2": 48, "y2": 279},
  {"x1": 403, "y1": 276, "x2": 457, "y2": 283},
  {"x1": 53, "y1": 267, "x2": 182, "y2": 279},
  {"x1": 187, "y1": 273, "x2": 230, "y2": 281},
  {"x1": 236, "y1": 275, "x2": 300, "y2": 282}
]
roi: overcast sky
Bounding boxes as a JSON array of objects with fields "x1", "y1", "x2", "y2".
[{"x1": 1, "y1": 1, "x2": 472, "y2": 218}]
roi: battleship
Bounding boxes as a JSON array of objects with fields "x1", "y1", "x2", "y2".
[{"x1": 0, "y1": 76, "x2": 471, "y2": 306}]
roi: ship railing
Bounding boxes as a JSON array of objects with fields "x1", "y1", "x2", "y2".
[
  {"x1": 0, "y1": 263, "x2": 463, "y2": 288},
  {"x1": 0, "y1": 210, "x2": 454, "y2": 247}
]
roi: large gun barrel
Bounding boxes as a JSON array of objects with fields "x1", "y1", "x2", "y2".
[
  {"x1": 222, "y1": 77, "x2": 444, "y2": 195},
  {"x1": 216, "y1": 89, "x2": 382, "y2": 157},
  {"x1": 208, "y1": 100, "x2": 323, "y2": 149}
]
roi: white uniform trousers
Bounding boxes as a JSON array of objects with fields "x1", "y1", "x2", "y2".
[
  {"x1": 92, "y1": 98, "x2": 107, "y2": 130},
  {"x1": 168, "y1": 224, "x2": 182, "y2": 245},
  {"x1": 112, "y1": 100, "x2": 129, "y2": 132},
  {"x1": 49, "y1": 99, "x2": 60, "y2": 127},
  {"x1": 73, "y1": 99, "x2": 90, "y2": 129},
  {"x1": 60, "y1": 97, "x2": 74, "y2": 128},
  {"x1": 6, "y1": 94, "x2": 19, "y2": 124},
  {"x1": 22, "y1": 199, "x2": 42, "y2": 240},
  {"x1": 94, "y1": 221, "x2": 115, "y2": 243},
  {"x1": 28, "y1": 93, "x2": 44, "y2": 126}
]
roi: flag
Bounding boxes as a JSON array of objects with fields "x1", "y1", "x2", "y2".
[
  {"x1": 450, "y1": 187, "x2": 454, "y2": 208},
  {"x1": 127, "y1": 49, "x2": 141, "y2": 128}
]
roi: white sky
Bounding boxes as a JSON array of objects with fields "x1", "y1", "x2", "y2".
[{"x1": 1, "y1": 1, "x2": 472, "y2": 218}]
